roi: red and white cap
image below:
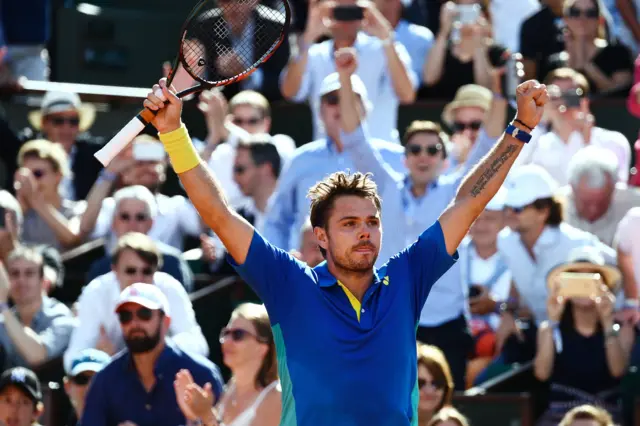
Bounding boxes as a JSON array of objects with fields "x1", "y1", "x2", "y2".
[{"x1": 115, "y1": 283, "x2": 170, "y2": 316}]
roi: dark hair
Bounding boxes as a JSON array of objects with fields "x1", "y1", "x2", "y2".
[
  {"x1": 307, "y1": 171, "x2": 382, "y2": 257},
  {"x1": 237, "y1": 136, "x2": 282, "y2": 179},
  {"x1": 532, "y1": 197, "x2": 563, "y2": 227},
  {"x1": 417, "y1": 343, "x2": 454, "y2": 411},
  {"x1": 110, "y1": 232, "x2": 163, "y2": 269},
  {"x1": 7, "y1": 247, "x2": 45, "y2": 278},
  {"x1": 402, "y1": 120, "x2": 448, "y2": 159}
]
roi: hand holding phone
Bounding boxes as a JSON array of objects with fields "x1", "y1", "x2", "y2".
[{"x1": 556, "y1": 272, "x2": 602, "y2": 299}]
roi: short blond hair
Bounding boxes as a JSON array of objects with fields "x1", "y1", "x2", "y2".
[
  {"x1": 18, "y1": 139, "x2": 71, "y2": 177},
  {"x1": 402, "y1": 120, "x2": 449, "y2": 149},
  {"x1": 544, "y1": 67, "x2": 591, "y2": 95},
  {"x1": 559, "y1": 405, "x2": 614, "y2": 426},
  {"x1": 229, "y1": 90, "x2": 271, "y2": 118},
  {"x1": 427, "y1": 406, "x2": 470, "y2": 426}
]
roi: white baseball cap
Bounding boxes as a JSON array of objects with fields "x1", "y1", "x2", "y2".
[
  {"x1": 504, "y1": 165, "x2": 558, "y2": 209},
  {"x1": 115, "y1": 283, "x2": 170, "y2": 316},
  {"x1": 319, "y1": 72, "x2": 369, "y2": 101},
  {"x1": 485, "y1": 186, "x2": 507, "y2": 211}
]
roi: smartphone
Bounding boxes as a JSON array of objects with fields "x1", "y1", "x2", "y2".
[
  {"x1": 333, "y1": 5, "x2": 364, "y2": 22},
  {"x1": 133, "y1": 142, "x2": 165, "y2": 161},
  {"x1": 450, "y1": 4, "x2": 481, "y2": 43},
  {"x1": 562, "y1": 88, "x2": 585, "y2": 108},
  {"x1": 557, "y1": 272, "x2": 602, "y2": 299},
  {"x1": 469, "y1": 284, "x2": 483, "y2": 299}
]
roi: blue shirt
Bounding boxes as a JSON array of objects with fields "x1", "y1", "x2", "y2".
[
  {"x1": 228, "y1": 224, "x2": 457, "y2": 426},
  {"x1": 81, "y1": 341, "x2": 224, "y2": 426},
  {"x1": 394, "y1": 20, "x2": 434, "y2": 85},
  {"x1": 262, "y1": 137, "x2": 405, "y2": 251},
  {"x1": 341, "y1": 125, "x2": 496, "y2": 326}
]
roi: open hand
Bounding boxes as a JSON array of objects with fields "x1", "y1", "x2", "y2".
[
  {"x1": 174, "y1": 369, "x2": 215, "y2": 421},
  {"x1": 334, "y1": 48, "x2": 357, "y2": 77},
  {"x1": 143, "y1": 78, "x2": 182, "y2": 134},
  {"x1": 514, "y1": 80, "x2": 549, "y2": 130},
  {"x1": 361, "y1": 1, "x2": 393, "y2": 41}
]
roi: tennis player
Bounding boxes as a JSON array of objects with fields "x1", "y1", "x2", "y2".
[{"x1": 143, "y1": 77, "x2": 548, "y2": 426}]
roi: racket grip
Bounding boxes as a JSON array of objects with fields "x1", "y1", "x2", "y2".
[{"x1": 94, "y1": 116, "x2": 147, "y2": 166}]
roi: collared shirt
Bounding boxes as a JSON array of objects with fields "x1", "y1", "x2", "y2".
[
  {"x1": 394, "y1": 19, "x2": 434, "y2": 85},
  {"x1": 557, "y1": 183, "x2": 640, "y2": 247},
  {"x1": 228, "y1": 224, "x2": 457, "y2": 426},
  {"x1": 81, "y1": 341, "x2": 224, "y2": 426},
  {"x1": 284, "y1": 32, "x2": 417, "y2": 142},
  {"x1": 91, "y1": 193, "x2": 203, "y2": 251},
  {"x1": 340, "y1": 125, "x2": 496, "y2": 326},
  {"x1": 0, "y1": 296, "x2": 75, "y2": 370},
  {"x1": 497, "y1": 223, "x2": 616, "y2": 323},
  {"x1": 63, "y1": 271, "x2": 208, "y2": 373},
  {"x1": 262, "y1": 137, "x2": 405, "y2": 251}
]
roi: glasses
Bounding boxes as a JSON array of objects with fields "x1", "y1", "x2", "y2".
[
  {"x1": 233, "y1": 165, "x2": 248, "y2": 175},
  {"x1": 70, "y1": 374, "x2": 93, "y2": 386},
  {"x1": 567, "y1": 6, "x2": 598, "y2": 18},
  {"x1": 219, "y1": 327, "x2": 267, "y2": 343},
  {"x1": 418, "y1": 378, "x2": 444, "y2": 390},
  {"x1": 118, "y1": 307, "x2": 154, "y2": 324},
  {"x1": 452, "y1": 120, "x2": 482, "y2": 132},
  {"x1": 322, "y1": 93, "x2": 339, "y2": 106},
  {"x1": 118, "y1": 212, "x2": 149, "y2": 222},
  {"x1": 49, "y1": 116, "x2": 80, "y2": 127},
  {"x1": 31, "y1": 169, "x2": 46, "y2": 179},
  {"x1": 406, "y1": 144, "x2": 442, "y2": 157},
  {"x1": 233, "y1": 117, "x2": 262, "y2": 126},
  {"x1": 123, "y1": 266, "x2": 154, "y2": 276},
  {"x1": 506, "y1": 205, "x2": 530, "y2": 214}
]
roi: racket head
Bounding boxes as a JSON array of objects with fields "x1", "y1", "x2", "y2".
[{"x1": 176, "y1": 0, "x2": 291, "y2": 93}]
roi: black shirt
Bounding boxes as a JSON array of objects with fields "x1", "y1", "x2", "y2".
[
  {"x1": 519, "y1": 6, "x2": 566, "y2": 82},
  {"x1": 422, "y1": 48, "x2": 476, "y2": 100},
  {"x1": 588, "y1": 42, "x2": 635, "y2": 96}
]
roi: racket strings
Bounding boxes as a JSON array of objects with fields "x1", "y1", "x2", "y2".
[{"x1": 181, "y1": 0, "x2": 287, "y2": 84}]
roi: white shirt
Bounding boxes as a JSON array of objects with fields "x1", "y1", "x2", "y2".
[
  {"x1": 492, "y1": 0, "x2": 540, "y2": 53},
  {"x1": 91, "y1": 193, "x2": 203, "y2": 251},
  {"x1": 614, "y1": 207, "x2": 640, "y2": 294},
  {"x1": 286, "y1": 32, "x2": 417, "y2": 143},
  {"x1": 459, "y1": 238, "x2": 512, "y2": 330},
  {"x1": 527, "y1": 127, "x2": 631, "y2": 185},
  {"x1": 63, "y1": 271, "x2": 208, "y2": 373},
  {"x1": 497, "y1": 223, "x2": 615, "y2": 323}
]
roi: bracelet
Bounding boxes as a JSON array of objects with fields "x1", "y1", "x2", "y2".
[
  {"x1": 514, "y1": 118, "x2": 534, "y2": 131},
  {"x1": 547, "y1": 319, "x2": 560, "y2": 329},
  {"x1": 97, "y1": 169, "x2": 118, "y2": 184},
  {"x1": 624, "y1": 299, "x2": 640, "y2": 310},
  {"x1": 381, "y1": 34, "x2": 395, "y2": 46},
  {"x1": 605, "y1": 323, "x2": 620, "y2": 339}
]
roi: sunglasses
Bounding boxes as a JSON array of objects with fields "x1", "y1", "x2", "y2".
[
  {"x1": 118, "y1": 212, "x2": 148, "y2": 222},
  {"x1": 70, "y1": 374, "x2": 93, "y2": 386},
  {"x1": 567, "y1": 6, "x2": 598, "y2": 18},
  {"x1": 406, "y1": 144, "x2": 442, "y2": 157},
  {"x1": 219, "y1": 327, "x2": 267, "y2": 343},
  {"x1": 233, "y1": 117, "x2": 262, "y2": 126},
  {"x1": 452, "y1": 120, "x2": 482, "y2": 132},
  {"x1": 123, "y1": 266, "x2": 154, "y2": 276},
  {"x1": 233, "y1": 165, "x2": 247, "y2": 175},
  {"x1": 322, "y1": 93, "x2": 339, "y2": 106},
  {"x1": 49, "y1": 117, "x2": 80, "y2": 127},
  {"x1": 117, "y1": 307, "x2": 154, "y2": 324},
  {"x1": 418, "y1": 378, "x2": 444, "y2": 390},
  {"x1": 507, "y1": 205, "x2": 530, "y2": 214},
  {"x1": 31, "y1": 169, "x2": 46, "y2": 179}
]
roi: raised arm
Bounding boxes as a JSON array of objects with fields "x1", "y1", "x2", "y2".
[
  {"x1": 439, "y1": 81, "x2": 549, "y2": 255},
  {"x1": 144, "y1": 79, "x2": 254, "y2": 264},
  {"x1": 336, "y1": 48, "x2": 402, "y2": 194}
]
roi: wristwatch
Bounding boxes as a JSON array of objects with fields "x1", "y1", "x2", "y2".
[
  {"x1": 505, "y1": 124, "x2": 532, "y2": 143},
  {"x1": 605, "y1": 323, "x2": 620, "y2": 340}
]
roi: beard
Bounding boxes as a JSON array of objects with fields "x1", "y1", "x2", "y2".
[
  {"x1": 331, "y1": 241, "x2": 378, "y2": 273},
  {"x1": 124, "y1": 325, "x2": 162, "y2": 354}
]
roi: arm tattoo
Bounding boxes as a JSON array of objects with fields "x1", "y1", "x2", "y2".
[{"x1": 470, "y1": 144, "x2": 519, "y2": 197}]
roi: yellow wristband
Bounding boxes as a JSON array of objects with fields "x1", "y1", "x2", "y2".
[{"x1": 158, "y1": 124, "x2": 201, "y2": 174}]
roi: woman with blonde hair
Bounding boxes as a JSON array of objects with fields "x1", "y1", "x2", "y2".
[
  {"x1": 558, "y1": 404, "x2": 614, "y2": 426},
  {"x1": 427, "y1": 406, "x2": 470, "y2": 426},
  {"x1": 175, "y1": 303, "x2": 281, "y2": 426},
  {"x1": 417, "y1": 343, "x2": 455, "y2": 426}
]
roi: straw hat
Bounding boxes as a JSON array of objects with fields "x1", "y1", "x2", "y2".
[
  {"x1": 28, "y1": 91, "x2": 96, "y2": 132},
  {"x1": 441, "y1": 84, "x2": 492, "y2": 127},
  {"x1": 547, "y1": 246, "x2": 621, "y2": 293}
]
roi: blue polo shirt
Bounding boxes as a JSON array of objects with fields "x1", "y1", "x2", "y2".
[
  {"x1": 228, "y1": 221, "x2": 457, "y2": 426},
  {"x1": 81, "y1": 340, "x2": 224, "y2": 426}
]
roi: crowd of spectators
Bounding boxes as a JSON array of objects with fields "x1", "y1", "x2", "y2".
[{"x1": 2, "y1": 0, "x2": 640, "y2": 425}]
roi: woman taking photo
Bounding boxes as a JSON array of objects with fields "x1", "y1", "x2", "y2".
[
  {"x1": 175, "y1": 303, "x2": 281, "y2": 426},
  {"x1": 417, "y1": 343, "x2": 455, "y2": 426}
]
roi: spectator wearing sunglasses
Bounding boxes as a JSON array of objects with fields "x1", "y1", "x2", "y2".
[
  {"x1": 81, "y1": 283, "x2": 223, "y2": 426},
  {"x1": 85, "y1": 186, "x2": 193, "y2": 291},
  {"x1": 175, "y1": 303, "x2": 281, "y2": 426},
  {"x1": 15, "y1": 139, "x2": 85, "y2": 250},
  {"x1": 338, "y1": 48, "x2": 505, "y2": 389},
  {"x1": 416, "y1": 343, "x2": 453, "y2": 426},
  {"x1": 63, "y1": 348, "x2": 110, "y2": 425},
  {"x1": 63, "y1": 233, "x2": 208, "y2": 373},
  {"x1": 561, "y1": 0, "x2": 633, "y2": 96}
]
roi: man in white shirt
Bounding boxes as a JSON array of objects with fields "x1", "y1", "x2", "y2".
[
  {"x1": 557, "y1": 146, "x2": 640, "y2": 247},
  {"x1": 280, "y1": 0, "x2": 417, "y2": 142},
  {"x1": 63, "y1": 233, "x2": 208, "y2": 372},
  {"x1": 495, "y1": 165, "x2": 616, "y2": 362},
  {"x1": 515, "y1": 68, "x2": 631, "y2": 184}
]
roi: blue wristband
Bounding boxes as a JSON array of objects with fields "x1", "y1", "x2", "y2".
[
  {"x1": 505, "y1": 124, "x2": 532, "y2": 143},
  {"x1": 98, "y1": 169, "x2": 118, "y2": 183}
]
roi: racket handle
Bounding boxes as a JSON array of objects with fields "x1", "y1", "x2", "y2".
[{"x1": 94, "y1": 115, "x2": 147, "y2": 166}]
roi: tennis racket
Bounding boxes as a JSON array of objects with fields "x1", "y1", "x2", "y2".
[{"x1": 94, "y1": 0, "x2": 291, "y2": 166}]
